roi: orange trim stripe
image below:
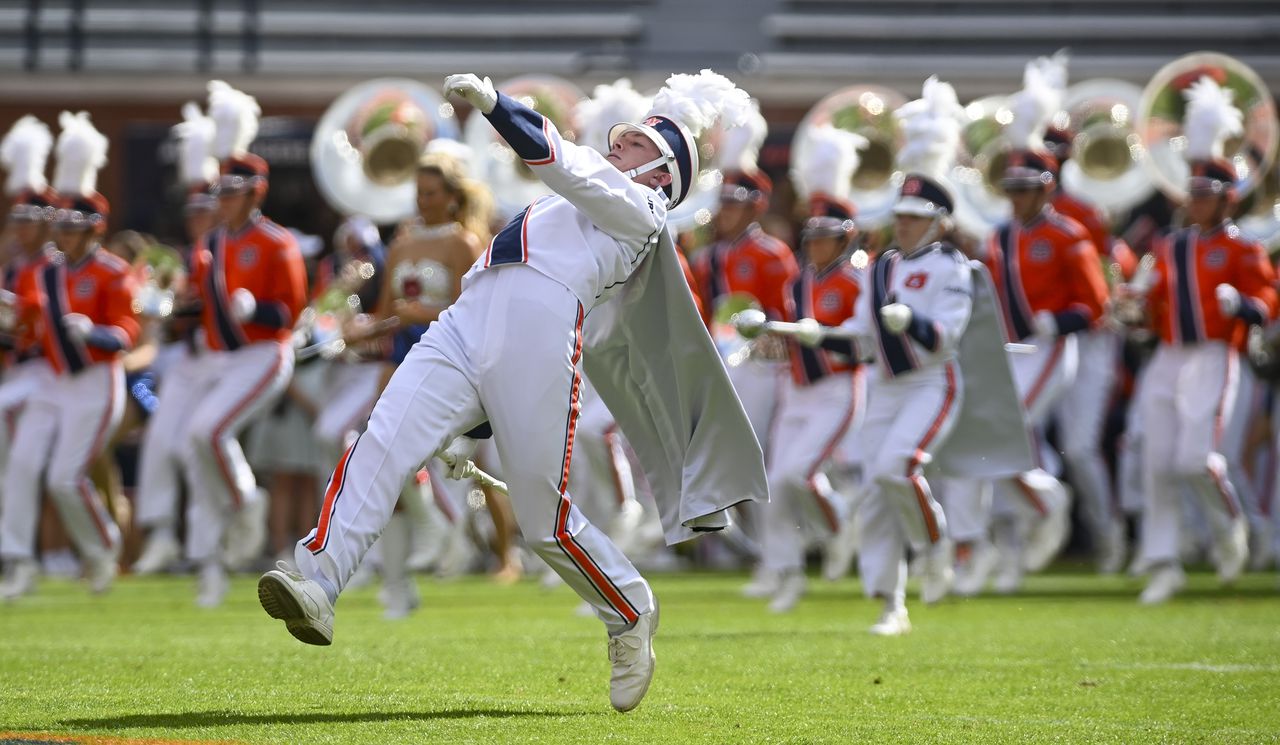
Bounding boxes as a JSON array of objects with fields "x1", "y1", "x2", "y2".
[
  {"x1": 307, "y1": 438, "x2": 358, "y2": 553},
  {"x1": 904, "y1": 362, "x2": 957, "y2": 544},
  {"x1": 77, "y1": 363, "x2": 122, "y2": 548},
  {"x1": 804, "y1": 369, "x2": 863, "y2": 533},
  {"x1": 1023, "y1": 339, "x2": 1064, "y2": 411},
  {"x1": 210, "y1": 346, "x2": 285, "y2": 507}
]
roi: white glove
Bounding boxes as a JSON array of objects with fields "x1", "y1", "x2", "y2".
[
  {"x1": 880, "y1": 303, "x2": 912, "y2": 335},
  {"x1": 1033, "y1": 310, "x2": 1058, "y2": 338},
  {"x1": 443, "y1": 73, "x2": 498, "y2": 115},
  {"x1": 793, "y1": 318, "x2": 824, "y2": 347},
  {"x1": 438, "y1": 436, "x2": 479, "y2": 480},
  {"x1": 731, "y1": 309, "x2": 767, "y2": 340},
  {"x1": 230, "y1": 288, "x2": 256, "y2": 323},
  {"x1": 1216, "y1": 283, "x2": 1241, "y2": 317},
  {"x1": 61, "y1": 312, "x2": 93, "y2": 340}
]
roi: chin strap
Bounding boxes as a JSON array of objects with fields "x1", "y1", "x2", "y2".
[{"x1": 623, "y1": 154, "x2": 672, "y2": 181}]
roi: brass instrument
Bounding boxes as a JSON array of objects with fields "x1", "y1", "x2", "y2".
[
  {"x1": 951, "y1": 94, "x2": 1015, "y2": 239},
  {"x1": 1058, "y1": 79, "x2": 1155, "y2": 216}
]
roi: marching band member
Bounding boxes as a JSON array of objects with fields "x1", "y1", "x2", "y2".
[
  {"x1": 736, "y1": 124, "x2": 866, "y2": 613},
  {"x1": 0, "y1": 112, "x2": 139, "y2": 598},
  {"x1": 181, "y1": 81, "x2": 306, "y2": 606},
  {"x1": 133, "y1": 101, "x2": 221, "y2": 574},
  {"x1": 1127, "y1": 77, "x2": 1277, "y2": 604}
]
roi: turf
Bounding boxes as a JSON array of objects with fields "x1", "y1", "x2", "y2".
[{"x1": 1, "y1": 569, "x2": 1278, "y2": 744}]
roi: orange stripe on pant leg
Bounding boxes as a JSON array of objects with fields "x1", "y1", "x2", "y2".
[
  {"x1": 1023, "y1": 340, "x2": 1064, "y2": 412},
  {"x1": 211, "y1": 348, "x2": 285, "y2": 508},
  {"x1": 904, "y1": 363, "x2": 956, "y2": 544},
  {"x1": 1014, "y1": 475, "x2": 1048, "y2": 516},
  {"x1": 554, "y1": 495, "x2": 639, "y2": 623},
  {"x1": 75, "y1": 363, "x2": 121, "y2": 548},
  {"x1": 909, "y1": 475, "x2": 941, "y2": 543},
  {"x1": 804, "y1": 371, "x2": 862, "y2": 533},
  {"x1": 306, "y1": 438, "x2": 357, "y2": 553}
]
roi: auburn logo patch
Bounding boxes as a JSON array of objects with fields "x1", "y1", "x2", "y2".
[
  {"x1": 819, "y1": 291, "x2": 842, "y2": 311},
  {"x1": 904, "y1": 272, "x2": 928, "y2": 289},
  {"x1": 75, "y1": 278, "x2": 97, "y2": 298},
  {"x1": 1204, "y1": 248, "x2": 1227, "y2": 268},
  {"x1": 1029, "y1": 241, "x2": 1053, "y2": 262}
]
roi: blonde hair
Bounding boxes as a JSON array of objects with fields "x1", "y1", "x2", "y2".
[{"x1": 417, "y1": 151, "x2": 493, "y2": 245}]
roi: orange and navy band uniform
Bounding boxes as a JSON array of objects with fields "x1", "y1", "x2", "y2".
[
  {"x1": 692, "y1": 223, "x2": 799, "y2": 326},
  {"x1": 783, "y1": 256, "x2": 860, "y2": 386},
  {"x1": 868, "y1": 247, "x2": 953, "y2": 378}
]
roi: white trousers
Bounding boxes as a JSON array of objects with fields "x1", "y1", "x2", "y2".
[
  {"x1": 0, "y1": 362, "x2": 124, "y2": 563},
  {"x1": 0, "y1": 358, "x2": 55, "y2": 507},
  {"x1": 857, "y1": 363, "x2": 962, "y2": 599},
  {"x1": 1055, "y1": 329, "x2": 1120, "y2": 537},
  {"x1": 295, "y1": 264, "x2": 653, "y2": 631},
  {"x1": 135, "y1": 345, "x2": 205, "y2": 530},
  {"x1": 1222, "y1": 364, "x2": 1267, "y2": 537},
  {"x1": 313, "y1": 360, "x2": 382, "y2": 474},
  {"x1": 1138, "y1": 342, "x2": 1242, "y2": 567},
  {"x1": 567, "y1": 381, "x2": 636, "y2": 530},
  {"x1": 760, "y1": 370, "x2": 864, "y2": 573},
  {"x1": 182, "y1": 341, "x2": 294, "y2": 562}
]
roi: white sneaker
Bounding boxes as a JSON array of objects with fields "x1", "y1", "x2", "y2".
[
  {"x1": 953, "y1": 541, "x2": 998, "y2": 597},
  {"x1": 378, "y1": 580, "x2": 420, "y2": 620},
  {"x1": 1215, "y1": 518, "x2": 1249, "y2": 586},
  {"x1": 258, "y1": 561, "x2": 335, "y2": 646},
  {"x1": 85, "y1": 556, "x2": 117, "y2": 595},
  {"x1": 993, "y1": 557, "x2": 1024, "y2": 595},
  {"x1": 1097, "y1": 521, "x2": 1128, "y2": 576},
  {"x1": 742, "y1": 566, "x2": 780, "y2": 599},
  {"x1": 822, "y1": 517, "x2": 860, "y2": 582},
  {"x1": 225, "y1": 496, "x2": 268, "y2": 570},
  {"x1": 920, "y1": 540, "x2": 955, "y2": 605},
  {"x1": 869, "y1": 605, "x2": 911, "y2": 636},
  {"x1": 1022, "y1": 481, "x2": 1070, "y2": 572},
  {"x1": 133, "y1": 531, "x2": 181, "y2": 575},
  {"x1": 768, "y1": 571, "x2": 807, "y2": 614},
  {"x1": 1247, "y1": 522, "x2": 1274, "y2": 572},
  {"x1": 196, "y1": 562, "x2": 229, "y2": 608},
  {"x1": 608, "y1": 606, "x2": 658, "y2": 712},
  {"x1": 1139, "y1": 564, "x2": 1186, "y2": 605},
  {"x1": 0, "y1": 559, "x2": 38, "y2": 600}
]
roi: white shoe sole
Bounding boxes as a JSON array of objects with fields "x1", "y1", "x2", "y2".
[{"x1": 258, "y1": 572, "x2": 333, "y2": 646}]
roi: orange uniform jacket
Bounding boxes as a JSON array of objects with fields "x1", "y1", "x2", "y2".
[
  {"x1": 192, "y1": 215, "x2": 307, "y2": 350},
  {"x1": 1146, "y1": 221, "x2": 1277, "y2": 348},
  {"x1": 1, "y1": 249, "x2": 52, "y2": 363},
  {"x1": 985, "y1": 205, "x2": 1110, "y2": 341},
  {"x1": 17, "y1": 249, "x2": 140, "y2": 376},
  {"x1": 782, "y1": 260, "x2": 860, "y2": 386},
  {"x1": 691, "y1": 224, "x2": 799, "y2": 326},
  {"x1": 1052, "y1": 190, "x2": 1138, "y2": 279}
]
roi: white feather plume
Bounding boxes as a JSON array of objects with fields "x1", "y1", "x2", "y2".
[
  {"x1": 1183, "y1": 75, "x2": 1242, "y2": 160},
  {"x1": 1, "y1": 115, "x2": 52, "y2": 197},
  {"x1": 52, "y1": 111, "x2": 108, "y2": 196},
  {"x1": 895, "y1": 75, "x2": 964, "y2": 180},
  {"x1": 717, "y1": 99, "x2": 768, "y2": 173},
  {"x1": 793, "y1": 125, "x2": 868, "y2": 201},
  {"x1": 648, "y1": 69, "x2": 752, "y2": 137},
  {"x1": 575, "y1": 78, "x2": 652, "y2": 155},
  {"x1": 173, "y1": 102, "x2": 218, "y2": 187},
  {"x1": 207, "y1": 80, "x2": 260, "y2": 159},
  {"x1": 1006, "y1": 51, "x2": 1070, "y2": 149}
]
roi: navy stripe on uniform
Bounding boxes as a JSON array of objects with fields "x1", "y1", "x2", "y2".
[
  {"x1": 873, "y1": 251, "x2": 916, "y2": 377},
  {"x1": 41, "y1": 263, "x2": 89, "y2": 374},
  {"x1": 1172, "y1": 231, "x2": 1200, "y2": 344},
  {"x1": 488, "y1": 204, "x2": 532, "y2": 267},
  {"x1": 792, "y1": 275, "x2": 828, "y2": 384},
  {"x1": 206, "y1": 230, "x2": 245, "y2": 351},
  {"x1": 999, "y1": 225, "x2": 1035, "y2": 341}
]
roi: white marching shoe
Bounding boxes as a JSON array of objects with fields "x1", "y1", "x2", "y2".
[
  {"x1": 869, "y1": 604, "x2": 911, "y2": 636},
  {"x1": 822, "y1": 516, "x2": 860, "y2": 582},
  {"x1": 1214, "y1": 518, "x2": 1249, "y2": 586},
  {"x1": 742, "y1": 566, "x2": 780, "y2": 599},
  {"x1": 1097, "y1": 520, "x2": 1128, "y2": 576},
  {"x1": 1022, "y1": 480, "x2": 1071, "y2": 572},
  {"x1": 768, "y1": 571, "x2": 807, "y2": 614},
  {"x1": 1139, "y1": 564, "x2": 1186, "y2": 605},
  {"x1": 608, "y1": 605, "x2": 658, "y2": 713},
  {"x1": 0, "y1": 559, "x2": 38, "y2": 600},
  {"x1": 196, "y1": 562, "x2": 229, "y2": 608},
  {"x1": 953, "y1": 540, "x2": 999, "y2": 597},
  {"x1": 920, "y1": 539, "x2": 955, "y2": 605},
  {"x1": 84, "y1": 555, "x2": 118, "y2": 595},
  {"x1": 225, "y1": 495, "x2": 268, "y2": 570},
  {"x1": 258, "y1": 561, "x2": 335, "y2": 646},
  {"x1": 133, "y1": 530, "x2": 180, "y2": 575}
]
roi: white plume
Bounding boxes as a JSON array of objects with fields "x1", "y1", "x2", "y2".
[
  {"x1": 173, "y1": 101, "x2": 218, "y2": 187},
  {"x1": 52, "y1": 111, "x2": 108, "y2": 196},
  {"x1": 207, "y1": 80, "x2": 260, "y2": 159},
  {"x1": 424, "y1": 138, "x2": 474, "y2": 171},
  {"x1": 575, "y1": 78, "x2": 652, "y2": 155},
  {"x1": 895, "y1": 76, "x2": 964, "y2": 180},
  {"x1": 717, "y1": 99, "x2": 768, "y2": 173},
  {"x1": 1183, "y1": 75, "x2": 1242, "y2": 160},
  {"x1": 1, "y1": 115, "x2": 52, "y2": 197},
  {"x1": 793, "y1": 125, "x2": 868, "y2": 201},
  {"x1": 648, "y1": 69, "x2": 752, "y2": 137},
  {"x1": 1006, "y1": 51, "x2": 1070, "y2": 149}
]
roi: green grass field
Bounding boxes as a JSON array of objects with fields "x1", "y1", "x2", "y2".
[{"x1": 1, "y1": 569, "x2": 1278, "y2": 744}]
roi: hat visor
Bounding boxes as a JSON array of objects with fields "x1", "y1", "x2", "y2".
[
  {"x1": 608, "y1": 121, "x2": 681, "y2": 205},
  {"x1": 893, "y1": 197, "x2": 947, "y2": 218}
]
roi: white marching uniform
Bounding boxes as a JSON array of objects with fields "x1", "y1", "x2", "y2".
[
  {"x1": 135, "y1": 341, "x2": 204, "y2": 533},
  {"x1": 294, "y1": 93, "x2": 667, "y2": 631},
  {"x1": 845, "y1": 244, "x2": 972, "y2": 602},
  {"x1": 1055, "y1": 328, "x2": 1121, "y2": 543},
  {"x1": 0, "y1": 357, "x2": 55, "y2": 486}
]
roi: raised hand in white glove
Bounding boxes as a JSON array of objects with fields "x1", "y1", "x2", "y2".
[
  {"x1": 1216, "y1": 283, "x2": 1241, "y2": 317},
  {"x1": 880, "y1": 303, "x2": 913, "y2": 335},
  {"x1": 731, "y1": 308, "x2": 767, "y2": 340},
  {"x1": 1033, "y1": 310, "x2": 1058, "y2": 338},
  {"x1": 61, "y1": 312, "x2": 93, "y2": 340},
  {"x1": 438, "y1": 436, "x2": 479, "y2": 480},
  {"x1": 230, "y1": 288, "x2": 256, "y2": 323},
  {"x1": 443, "y1": 74, "x2": 498, "y2": 115},
  {"x1": 792, "y1": 318, "x2": 824, "y2": 347}
]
